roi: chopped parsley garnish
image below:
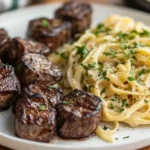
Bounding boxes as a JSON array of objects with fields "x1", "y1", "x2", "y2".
[
  {"x1": 132, "y1": 42, "x2": 145, "y2": 48},
  {"x1": 120, "y1": 42, "x2": 146, "y2": 60},
  {"x1": 87, "y1": 62, "x2": 102, "y2": 70},
  {"x1": 100, "y1": 88, "x2": 106, "y2": 95},
  {"x1": 81, "y1": 64, "x2": 88, "y2": 70},
  {"x1": 144, "y1": 100, "x2": 149, "y2": 103},
  {"x1": 60, "y1": 52, "x2": 68, "y2": 59},
  {"x1": 125, "y1": 29, "x2": 150, "y2": 39},
  {"x1": 123, "y1": 136, "x2": 130, "y2": 139},
  {"x1": 87, "y1": 85, "x2": 94, "y2": 92},
  {"x1": 137, "y1": 69, "x2": 150, "y2": 78},
  {"x1": 110, "y1": 98, "x2": 116, "y2": 101},
  {"x1": 117, "y1": 31, "x2": 128, "y2": 41},
  {"x1": 103, "y1": 125, "x2": 108, "y2": 130},
  {"x1": 120, "y1": 42, "x2": 127, "y2": 49},
  {"x1": 110, "y1": 94, "x2": 120, "y2": 102},
  {"x1": 75, "y1": 45, "x2": 89, "y2": 58},
  {"x1": 81, "y1": 62, "x2": 103, "y2": 76},
  {"x1": 48, "y1": 84, "x2": 59, "y2": 89},
  {"x1": 99, "y1": 70, "x2": 109, "y2": 81},
  {"x1": 39, "y1": 105, "x2": 45, "y2": 111},
  {"x1": 119, "y1": 108, "x2": 124, "y2": 113},
  {"x1": 121, "y1": 99, "x2": 127, "y2": 107},
  {"x1": 92, "y1": 23, "x2": 111, "y2": 35},
  {"x1": 110, "y1": 103, "x2": 114, "y2": 109},
  {"x1": 128, "y1": 68, "x2": 135, "y2": 81},
  {"x1": 81, "y1": 64, "x2": 89, "y2": 75},
  {"x1": 103, "y1": 49, "x2": 117, "y2": 58},
  {"x1": 122, "y1": 49, "x2": 136, "y2": 60},
  {"x1": 140, "y1": 28, "x2": 150, "y2": 37},
  {"x1": 137, "y1": 68, "x2": 146, "y2": 77},
  {"x1": 131, "y1": 30, "x2": 139, "y2": 34},
  {"x1": 41, "y1": 19, "x2": 49, "y2": 28},
  {"x1": 128, "y1": 76, "x2": 135, "y2": 81}
]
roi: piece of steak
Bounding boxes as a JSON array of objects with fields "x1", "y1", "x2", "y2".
[
  {"x1": 14, "y1": 90, "x2": 56, "y2": 142},
  {"x1": 0, "y1": 29, "x2": 10, "y2": 61},
  {"x1": 0, "y1": 63, "x2": 20, "y2": 111},
  {"x1": 27, "y1": 17, "x2": 71, "y2": 51},
  {"x1": 15, "y1": 53, "x2": 62, "y2": 85},
  {"x1": 6, "y1": 37, "x2": 50, "y2": 65},
  {"x1": 14, "y1": 81, "x2": 63, "y2": 142},
  {"x1": 57, "y1": 89, "x2": 103, "y2": 139},
  {"x1": 55, "y1": 1, "x2": 92, "y2": 36}
]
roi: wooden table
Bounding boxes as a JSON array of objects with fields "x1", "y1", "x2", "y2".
[{"x1": 0, "y1": 0, "x2": 149, "y2": 149}]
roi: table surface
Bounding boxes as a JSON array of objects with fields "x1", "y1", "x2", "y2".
[{"x1": 0, "y1": 0, "x2": 150, "y2": 150}]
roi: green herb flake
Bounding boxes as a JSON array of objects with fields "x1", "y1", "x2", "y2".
[
  {"x1": 87, "y1": 85, "x2": 94, "y2": 92},
  {"x1": 75, "y1": 45, "x2": 89, "y2": 58},
  {"x1": 137, "y1": 69, "x2": 145, "y2": 77},
  {"x1": 137, "y1": 69, "x2": 150, "y2": 78},
  {"x1": 144, "y1": 100, "x2": 149, "y2": 103},
  {"x1": 103, "y1": 125, "x2": 108, "y2": 130},
  {"x1": 128, "y1": 76, "x2": 135, "y2": 81},
  {"x1": 99, "y1": 70, "x2": 110, "y2": 81},
  {"x1": 100, "y1": 88, "x2": 106, "y2": 95},
  {"x1": 131, "y1": 30, "x2": 139, "y2": 35},
  {"x1": 117, "y1": 31, "x2": 128, "y2": 41},
  {"x1": 60, "y1": 52, "x2": 68, "y2": 59},
  {"x1": 122, "y1": 99, "x2": 126, "y2": 107},
  {"x1": 41, "y1": 19, "x2": 49, "y2": 28},
  {"x1": 119, "y1": 108, "x2": 124, "y2": 113},
  {"x1": 103, "y1": 49, "x2": 117, "y2": 58},
  {"x1": 39, "y1": 105, "x2": 45, "y2": 111},
  {"x1": 110, "y1": 103, "x2": 114, "y2": 109},
  {"x1": 92, "y1": 23, "x2": 111, "y2": 35},
  {"x1": 123, "y1": 136, "x2": 130, "y2": 139},
  {"x1": 140, "y1": 28, "x2": 150, "y2": 37},
  {"x1": 87, "y1": 62, "x2": 102, "y2": 70},
  {"x1": 115, "y1": 137, "x2": 118, "y2": 140},
  {"x1": 110, "y1": 98, "x2": 116, "y2": 101},
  {"x1": 120, "y1": 42, "x2": 127, "y2": 49}
]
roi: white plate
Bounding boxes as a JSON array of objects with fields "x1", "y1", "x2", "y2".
[{"x1": 0, "y1": 3, "x2": 150, "y2": 150}]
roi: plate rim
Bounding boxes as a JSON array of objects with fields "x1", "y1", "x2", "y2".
[{"x1": 0, "y1": 2, "x2": 150, "y2": 150}]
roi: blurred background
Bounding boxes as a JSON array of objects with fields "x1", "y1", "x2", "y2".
[{"x1": 0, "y1": 0, "x2": 150, "y2": 13}]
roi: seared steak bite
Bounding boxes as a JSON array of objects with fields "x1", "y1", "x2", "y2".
[
  {"x1": 57, "y1": 89, "x2": 103, "y2": 139},
  {"x1": 0, "y1": 29, "x2": 10, "y2": 61},
  {"x1": 55, "y1": 1, "x2": 92, "y2": 36},
  {"x1": 14, "y1": 83, "x2": 57, "y2": 142},
  {"x1": 23, "y1": 81, "x2": 63, "y2": 108},
  {"x1": 7, "y1": 38, "x2": 50, "y2": 65},
  {"x1": 0, "y1": 63, "x2": 20, "y2": 111},
  {"x1": 27, "y1": 17, "x2": 71, "y2": 51},
  {"x1": 15, "y1": 53, "x2": 62, "y2": 85}
]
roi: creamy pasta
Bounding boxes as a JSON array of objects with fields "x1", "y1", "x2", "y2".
[{"x1": 49, "y1": 15, "x2": 150, "y2": 142}]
